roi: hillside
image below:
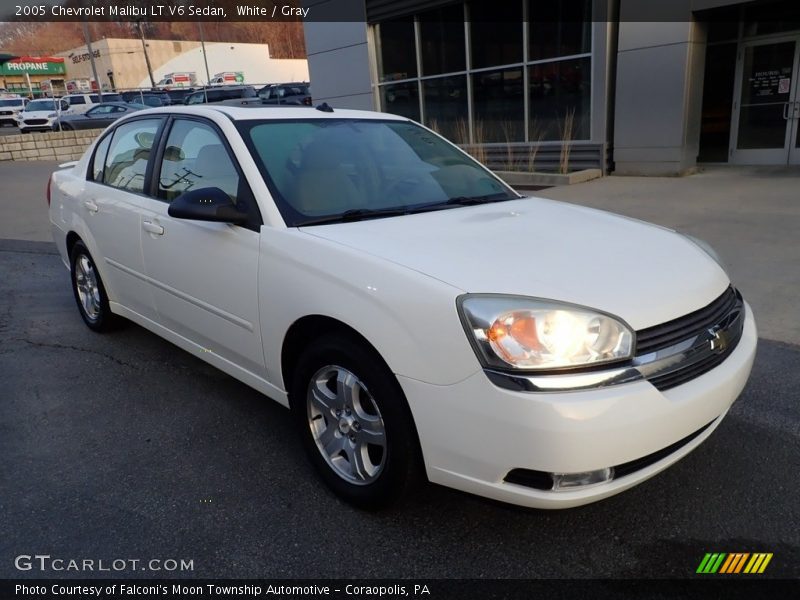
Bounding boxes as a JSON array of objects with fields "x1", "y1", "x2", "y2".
[{"x1": 0, "y1": 20, "x2": 306, "y2": 58}]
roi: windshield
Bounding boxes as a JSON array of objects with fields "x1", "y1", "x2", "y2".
[
  {"x1": 239, "y1": 119, "x2": 516, "y2": 226},
  {"x1": 0, "y1": 99, "x2": 24, "y2": 107},
  {"x1": 26, "y1": 100, "x2": 57, "y2": 111}
]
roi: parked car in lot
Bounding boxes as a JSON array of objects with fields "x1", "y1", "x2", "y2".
[
  {"x1": 57, "y1": 102, "x2": 142, "y2": 130},
  {"x1": 47, "y1": 105, "x2": 756, "y2": 510},
  {"x1": 164, "y1": 88, "x2": 193, "y2": 105},
  {"x1": 184, "y1": 86, "x2": 256, "y2": 105},
  {"x1": 93, "y1": 92, "x2": 124, "y2": 104},
  {"x1": 121, "y1": 90, "x2": 170, "y2": 107},
  {"x1": 61, "y1": 94, "x2": 98, "y2": 115},
  {"x1": 17, "y1": 98, "x2": 69, "y2": 132},
  {"x1": 0, "y1": 96, "x2": 28, "y2": 126},
  {"x1": 257, "y1": 82, "x2": 312, "y2": 105}
]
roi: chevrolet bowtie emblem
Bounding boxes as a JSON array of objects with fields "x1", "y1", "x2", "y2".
[{"x1": 709, "y1": 327, "x2": 731, "y2": 353}]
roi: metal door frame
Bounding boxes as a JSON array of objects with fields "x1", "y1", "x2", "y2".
[{"x1": 729, "y1": 34, "x2": 800, "y2": 165}]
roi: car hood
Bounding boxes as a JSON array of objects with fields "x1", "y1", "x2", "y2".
[
  {"x1": 300, "y1": 197, "x2": 731, "y2": 330},
  {"x1": 21, "y1": 110, "x2": 55, "y2": 118}
]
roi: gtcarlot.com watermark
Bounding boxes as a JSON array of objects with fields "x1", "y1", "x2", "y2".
[{"x1": 14, "y1": 554, "x2": 194, "y2": 572}]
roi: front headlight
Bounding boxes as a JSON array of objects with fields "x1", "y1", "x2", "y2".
[
  {"x1": 458, "y1": 295, "x2": 634, "y2": 371},
  {"x1": 47, "y1": 112, "x2": 57, "y2": 118}
]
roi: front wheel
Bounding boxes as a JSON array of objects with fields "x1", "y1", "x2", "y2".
[
  {"x1": 69, "y1": 240, "x2": 120, "y2": 332},
  {"x1": 291, "y1": 335, "x2": 422, "y2": 509}
]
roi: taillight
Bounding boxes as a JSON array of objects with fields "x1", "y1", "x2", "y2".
[
  {"x1": 46, "y1": 175, "x2": 52, "y2": 206},
  {"x1": 303, "y1": 96, "x2": 312, "y2": 106}
]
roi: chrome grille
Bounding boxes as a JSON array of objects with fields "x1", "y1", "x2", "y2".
[
  {"x1": 635, "y1": 287, "x2": 745, "y2": 391},
  {"x1": 635, "y1": 286, "x2": 738, "y2": 355}
]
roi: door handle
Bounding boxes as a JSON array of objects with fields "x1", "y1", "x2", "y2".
[
  {"x1": 142, "y1": 220, "x2": 164, "y2": 235},
  {"x1": 83, "y1": 200, "x2": 98, "y2": 213}
]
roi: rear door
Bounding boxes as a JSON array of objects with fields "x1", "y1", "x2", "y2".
[
  {"x1": 138, "y1": 116, "x2": 265, "y2": 375},
  {"x1": 81, "y1": 117, "x2": 165, "y2": 320}
]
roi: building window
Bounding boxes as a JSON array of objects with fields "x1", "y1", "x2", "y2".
[
  {"x1": 469, "y1": 2, "x2": 523, "y2": 69},
  {"x1": 373, "y1": 0, "x2": 592, "y2": 144},
  {"x1": 472, "y1": 67, "x2": 524, "y2": 142},
  {"x1": 379, "y1": 81, "x2": 420, "y2": 121},
  {"x1": 422, "y1": 75, "x2": 467, "y2": 142},
  {"x1": 528, "y1": 57, "x2": 591, "y2": 141},
  {"x1": 376, "y1": 18, "x2": 417, "y2": 82},
  {"x1": 419, "y1": 5, "x2": 466, "y2": 76},
  {"x1": 528, "y1": 0, "x2": 592, "y2": 61}
]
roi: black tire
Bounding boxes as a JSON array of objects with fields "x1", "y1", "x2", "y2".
[
  {"x1": 69, "y1": 240, "x2": 120, "y2": 332},
  {"x1": 290, "y1": 334, "x2": 422, "y2": 509}
]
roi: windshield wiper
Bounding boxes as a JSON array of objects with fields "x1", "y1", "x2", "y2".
[
  {"x1": 297, "y1": 206, "x2": 413, "y2": 226},
  {"x1": 296, "y1": 194, "x2": 517, "y2": 227},
  {"x1": 443, "y1": 193, "x2": 515, "y2": 206}
]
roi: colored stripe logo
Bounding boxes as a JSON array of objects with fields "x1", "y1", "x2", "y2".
[{"x1": 696, "y1": 552, "x2": 773, "y2": 574}]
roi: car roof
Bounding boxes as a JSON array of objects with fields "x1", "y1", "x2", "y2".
[{"x1": 128, "y1": 105, "x2": 409, "y2": 122}]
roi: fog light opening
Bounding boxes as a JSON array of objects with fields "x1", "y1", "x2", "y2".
[{"x1": 551, "y1": 467, "x2": 614, "y2": 491}]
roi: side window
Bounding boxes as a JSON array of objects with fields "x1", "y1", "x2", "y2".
[
  {"x1": 103, "y1": 119, "x2": 162, "y2": 194},
  {"x1": 71, "y1": 96, "x2": 86, "y2": 105},
  {"x1": 157, "y1": 119, "x2": 240, "y2": 204},
  {"x1": 90, "y1": 134, "x2": 112, "y2": 182}
]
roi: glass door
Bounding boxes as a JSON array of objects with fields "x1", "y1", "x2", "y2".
[
  {"x1": 730, "y1": 37, "x2": 800, "y2": 164},
  {"x1": 791, "y1": 82, "x2": 800, "y2": 164}
]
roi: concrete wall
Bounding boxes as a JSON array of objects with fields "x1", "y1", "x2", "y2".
[
  {"x1": 0, "y1": 129, "x2": 102, "y2": 162},
  {"x1": 613, "y1": 1, "x2": 707, "y2": 174},
  {"x1": 303, "y1": 2, "x2": 373, "y2": 110}
]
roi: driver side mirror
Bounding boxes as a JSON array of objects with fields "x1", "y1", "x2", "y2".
[{"x1": 168, "y1": 187, "x2": 249, "y2": 225}]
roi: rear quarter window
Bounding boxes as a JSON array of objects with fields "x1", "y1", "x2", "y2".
[{"x1": 90, "y1": 135, "x2": 112, "y2": 182}]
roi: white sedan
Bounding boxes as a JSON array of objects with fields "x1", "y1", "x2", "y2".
[{"x1": 48, "y1": 105, "x2": 757, "y2": 509}]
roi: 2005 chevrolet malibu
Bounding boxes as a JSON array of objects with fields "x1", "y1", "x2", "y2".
[{"x1": 48, "y1": 105, "x2": 756, "y2": 509}]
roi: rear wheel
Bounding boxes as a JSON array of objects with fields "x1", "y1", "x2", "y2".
[
  {"x1": 69, "y1": 241, "x2": 120, "y2": 332},
  {"x1": 291, "y1": 335, "x2": 422, "y2": 509}
]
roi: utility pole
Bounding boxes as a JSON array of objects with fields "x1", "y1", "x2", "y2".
[
  {"x1": 198, "y1": 22, "x2": 212, "y2": 86},
  {"x1": 82, "y1": 19, "x2": 101, "y2": 91},
  {"x1": 136, "y1": 21, "x2": 156, "y2": 88}
]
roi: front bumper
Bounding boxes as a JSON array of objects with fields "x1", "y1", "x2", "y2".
[
  {"x1": 19, "y1": 118, "x2": 56, "y2": 132},
  {"x1": 399, "y1": 303, "x2": 757, "y2": 509}
]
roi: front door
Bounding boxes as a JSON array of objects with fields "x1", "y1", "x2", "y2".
[
  {"x1": 139, "y1": 117, "x2": 265, "y2": 376},
  {"x1": 730, "y1": 36, "x2": 800, "y2": 164}
]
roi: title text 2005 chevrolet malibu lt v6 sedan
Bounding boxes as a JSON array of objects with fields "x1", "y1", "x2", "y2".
[{"x1": 48, "y1": 105, "x2": 756, "y2": 509}]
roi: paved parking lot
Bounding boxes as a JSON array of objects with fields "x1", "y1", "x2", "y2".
[{"x1": 1, "y1": 161, "x2": 799, "y2": 579}]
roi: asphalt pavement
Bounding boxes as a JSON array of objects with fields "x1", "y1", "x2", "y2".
[{"x1": 1, "y1": 161, "x2": 799, "y2": 580}]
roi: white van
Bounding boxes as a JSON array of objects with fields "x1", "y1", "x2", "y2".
[{"x1": 61, "y1": 94, "x2": 97, "y2": 115}]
